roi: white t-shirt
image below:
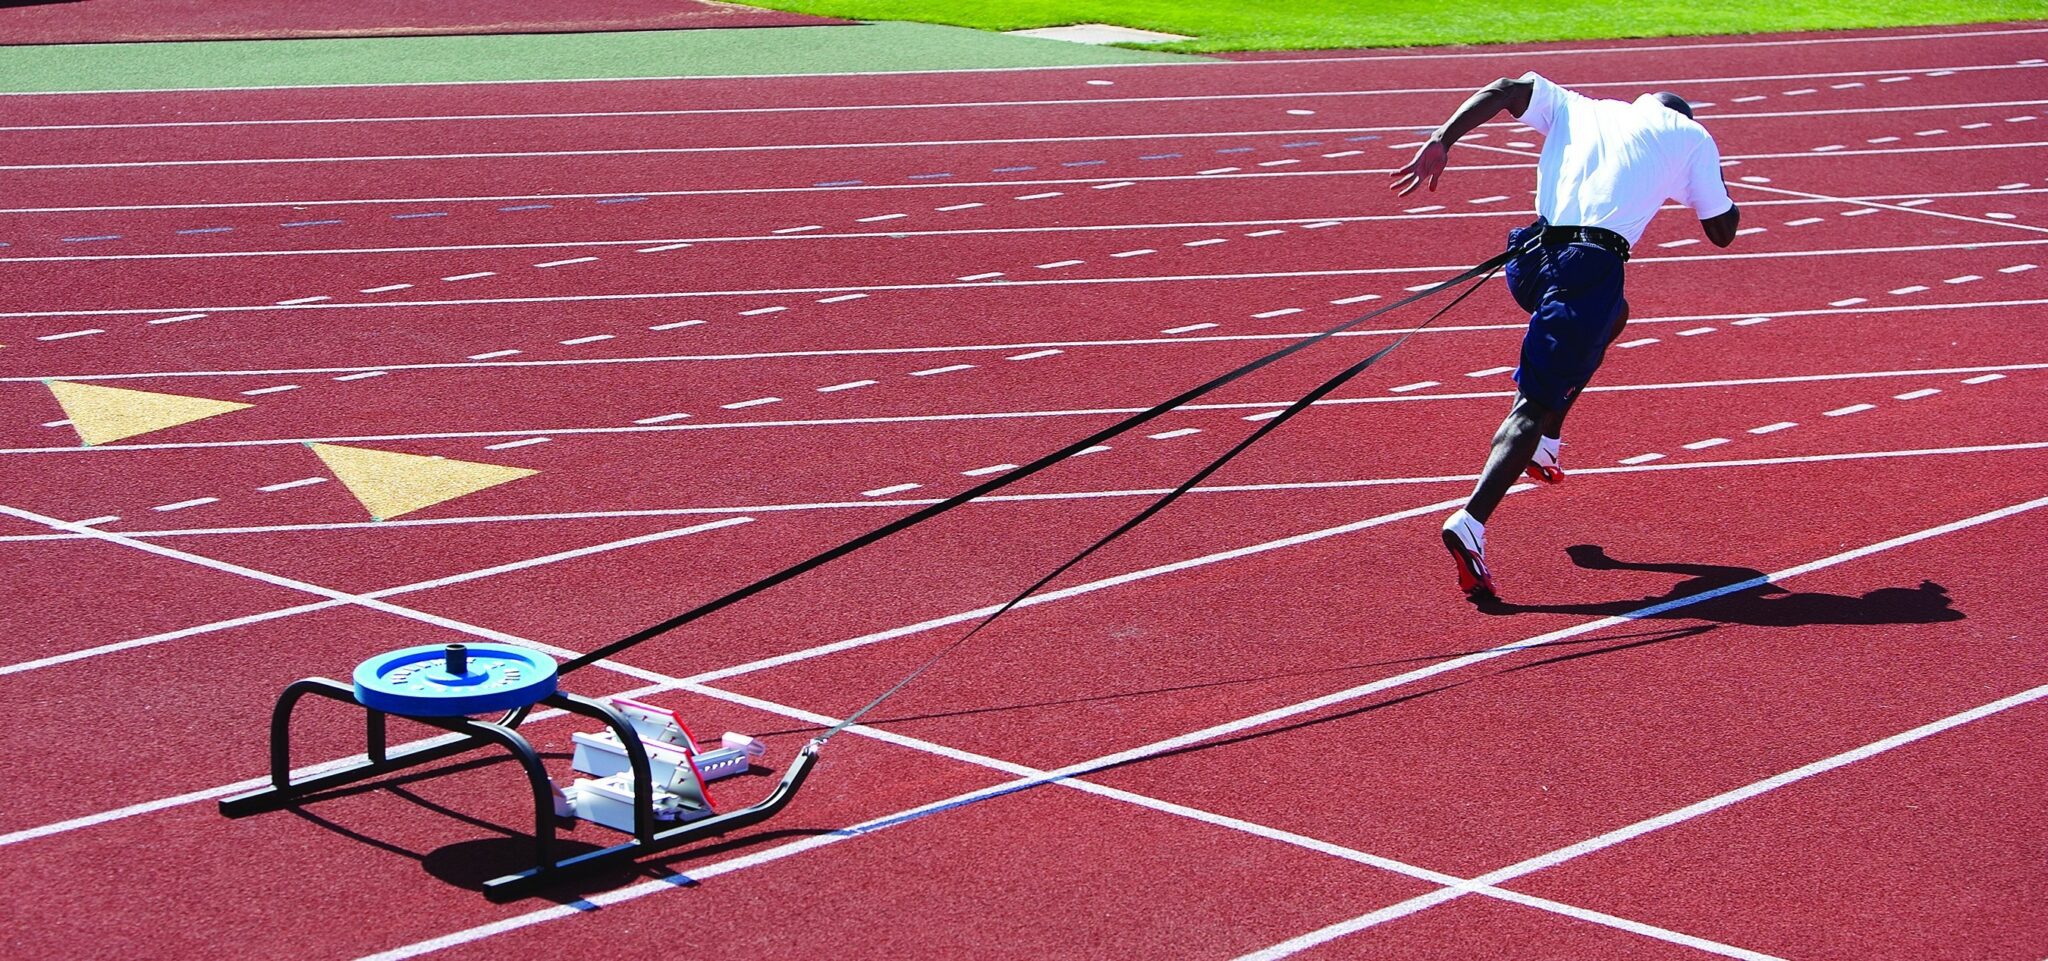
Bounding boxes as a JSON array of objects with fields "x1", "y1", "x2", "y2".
[{"x1": 1516, "y1": 71, "x2": 1733, "y2": 246}]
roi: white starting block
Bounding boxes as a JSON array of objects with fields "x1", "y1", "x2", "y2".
[{"x1": 559, "y1": 696, "x2": 770, "y2": 834}]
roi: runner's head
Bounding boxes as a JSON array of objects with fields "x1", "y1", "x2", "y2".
[{"x1": 1651, "y1": 91, "x2": 1693, "y2": 118}]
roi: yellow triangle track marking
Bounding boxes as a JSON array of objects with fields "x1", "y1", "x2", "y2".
[
  {"x1": 46, "y1": 380, "x2": 253, "y2": 446},
  {"x1": 310, "y1": 443, "x2": 538, "y2": 521}
]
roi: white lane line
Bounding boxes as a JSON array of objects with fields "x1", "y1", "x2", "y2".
[
  {"x1": 1840, "y1": 207, "x2": 1877, "y2": 216},
  {"x1": 467, "y1": 349, "x2": 520, "y2": 360},
  {"x1": 1075, "y1": 445, "x2": 1112, "y2": 456},
  {"x1": 442, "y1": 271, "x2": 494, "y2": 281},
  {"x1": 1733, "y1": 317, "x2": 1770, "y2": 326},
  {"x1": 533, "y1": 256, "x2": 597, "y2": 267},
  {"x1": 720, "y1": 397, "x2": 780, "y2": 409},
  {"x1": 861, "y1": 483, "x2": 921, "y2": 497},
  {"x1": 910, "y1": 364, "x2": 974, "y2": 376},
  {"x1": 1824, "y1": 403, "x2": 1876, "y2": 416},
  {"x1": 239, "y1": 385, "x2": 300, "y2": 396},
  {"x1": 739, "y1": 306, "x2": 788, "y2": 316},
  {"x1": 152, "y1": 497, "x2": 218, "y2": 512},
  {"x1": 1890, "y1": 285, "x2": 1929, "y2": 295},
  {"x1": 1184, "y1": 238, "x2": 1229, "y2": 247},
  {"x1": 633, "y1": 413, "x2": 692, "y2": 424},
  {"x1": 1915, "y1": 128, "x2": 1948, "y2": 136},
  {"x1": 1783, "y1": 88, "x2": 1816, "y2": 95},
  {"x1": 1658, "y1": 238, "x2": 1700, "y2": 248},
  {"x1": 1245, "y1": 229, "x2": 1286, "y2": 237},
  {"x1": 2000, "y1": 263, "x2": 2038, "y2": 273},
  {"x1": 147, "y1": 313, "x2": 206, "y2": 325},
  {"x1": 855, "y1": 213, "x2": 906, "y2": 222},
  {"x1": 558, "y1": 334, "x2": 614, "y2": 345},
  {"x1": 1198, "y1": 167, "x2": 1240, "y2": 175},
  {"x1": 1242, "y1": 410, "x2": 1284, "y2": 422},
  {"x1": 40, "y1": 420, "x2": 69, "y2": 428},
  {"x1": 1389, "y1": 381, "x2": 1439, "y2": 393},
  {"x1": 1008, "y1": 349, "x2": 1062, "y2": 360},
  {"x1": 1466, "y1": 366, "x2": 1514, "y2": 378},
  {"x1": 274, "y1": 295, "x2": 330, "y2": 305},
  {"x1": 1253, "y1": 308, "x2": 1303, "y2": 318},
  {"x1": 1331, "y1": 294, "x2": 1381, "y2": 305},
  {"x1": 1618, "y1": 453, "x2": 1665, "y2": 465},
  {"x1": 1091, "y1": 181, "x2": 1135, "y2": 190},
  {"x1": 1619, "y1": 337, "x2": 1659, "y2": 348},
  {"x1": 961, "y1": 464, "x2": 1015, "y2": 477},
  {"x1": 1894, "y1": 388, "x2": 1941, "y2": 400},
  {"x1": 770, "y1": 225, "x2": 823, "y2": 234},
  {"x1": 817, "y1": 380, "x2": 876, "y2": 393},
  {"x1": 257, "y1": 477, "x2": 326, "y2": 493},
  {"x1": 1036, "y1": 259, "x2": 1084, "y2": 269},
  {"x1": 1302, "y1": 221, "x2": 1343, "y2": 229},
  {"x1": 1962, "y1": 373, "x2": 2006, "y2": 384},
  {"x1": 36, "y1": 329, "x2": 103, "y2": 341},
  {"x1": 1469, "y1": 195, "x2": 1509, "y2": 204},
  {"x1": 1163, "y1": 323, "x2": 1219, "y2": 334},
  {"x1": 1944, "y1": 275, "x2": 1981, "y2": 284},
  {"x1": 1403, "y1": 282, "x2": 1444, "y2": 292},
  {"x1": 1735, "y1": 226, "x2": 1766, "y2": 235},
  {"x1": 636, "y1": 242, "x2": 693, "y2": 253},
  {"x1": 817, "y1": 293, "x2": 868, "y2": 303},
  {"x1": 1748, "y1": 422, "x2": 1797, "y2": 434},
  {"x1": 1676, "y1": 326, "x2": 1716, "y2": 336},
  {"x1": 72, "y1": 516, "x2": 120, "y2": 527},
  {"x1": 1323, "y1": 150, "x2": 1364, "y2": 158},
  {"x1": 1682, "y1": 438, "x2": 1730, "y2": 450},
  {"x1": 957, "y1": 272, "x2": 1004, "y2": 281},
  {"x1": 483, "y1": 437, "x2": 549, "y2": 450},
  {"x1": 360, "y1": 284, "x2": 412, "y2": 293},
  {"x1": 1830, "y1": 298, "x2": 1868, "y2": 307},
  {"x1": 1733, "y1": 95, "x2": 1767, "y2": 103},
  {"x1": 1111, "y1": 249, "x2": 1156, "y2": 258},
  {"x1": 1015, "y1": 192, "x2": 1063, "y2": 201},
  {"x1": 1148, "y1": 428, "x2": 1201, "y2": 440},
  {"x1": 1831, "y1": 82, "x2": 1864, "y2": 89},
  {"x1": 1404, "y1": 205, "x2": 1446, "y2": 213},
  {"x1": 1257, "y1": 159, "x2": 1300, "y2": 167},
  {"x1": 1785, "y1": 217, "x2": 1824, "y2": 225},
  {"x1": 648, "y1": 320, "x2": 704, "y2": 330},
  {"x1": 333, "y1": 371, "x2": 386, "y2": 381}
]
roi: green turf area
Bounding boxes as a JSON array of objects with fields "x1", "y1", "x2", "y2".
[
  {"x1": 0, "y1": 21, "x2": 1203, "y2": 93},
  {"x1": 738, "y1": 1, "x2": 2043, "y2": 52}
]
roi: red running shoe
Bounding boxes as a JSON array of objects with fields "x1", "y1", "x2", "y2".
[
  {"x1": 1525, "y1": 438, "x2": 1564, "y2": 485},
  {"x1": 1440, "y1": 510, "x2": 1496, "y2": 599}
]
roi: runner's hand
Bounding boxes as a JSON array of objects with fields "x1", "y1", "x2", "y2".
[{"x1": 1391, "y1": 139, "x2": 1448, "y2": 196}]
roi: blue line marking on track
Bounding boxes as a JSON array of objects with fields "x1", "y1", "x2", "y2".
[
  {"x1": 1216, "y1": 146, "x2": 1255, "y2": 154},
  {"x1": 813, "y1": 180, "x2": 863, "y2": 187},
  {"x1": 1061, "y1": 160, "x2": 1106, "y2": 167},
  {"x1": 62, "y1": 235, "x2": 120, "y2": 242},
  {"x1": 281, "y1": 219, "x2": 342, "y2": 228},
  {"x1": 1347, "y1": 135, "x2": 1381, "y2": 141},
  {"x1": 1140, "y1": 153, "x2": 1181, "y2": 160},
  {"x1": 596, "y1": 196, "x2": 650, "y2": 203},
  {"x1": 177, "y1": 227, "x2": 233, "y2": 234},
  {"x1": 392, "y1": 212, "x2": 447, "y2": 219},
  {"x1": 907, "y1": 172, "x2": 954, "y2": 179},
  {"x1": 1282, "y1": 141, "x2": 1323, "y2": 147},
  {"x1": 992, "y1": 165, "x2": 1035, "y2": 172},
  {"x1": 498, "y1": 204, "x2": 552, "y2": 211}
]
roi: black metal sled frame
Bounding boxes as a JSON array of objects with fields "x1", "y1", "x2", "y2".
[{"x1": 217, "y1": 677, "x2": 818, "y2": 900}]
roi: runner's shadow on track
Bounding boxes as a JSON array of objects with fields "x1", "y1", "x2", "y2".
[{"x1": 1474, "y1": 544, "x2": 1966, "y2": 627}]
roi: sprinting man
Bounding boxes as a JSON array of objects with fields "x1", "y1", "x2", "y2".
[{"x1": 1390, "y1": 73, "x2": 1742, "y2": 600}]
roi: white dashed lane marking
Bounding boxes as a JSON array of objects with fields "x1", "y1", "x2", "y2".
[
  {"x1": 1467, "y1": 366, "x2": 1514, "y2": 378},
  {"x1": 634, "y1": 413, "x2": 692, "y2": 424},
  {"x1": 1111, "y1": 249, "x2": 1156, "y2": 258},
  {"x1": 333, "y1": 371, "x2": 386, "y2": 381},
  {"x1": 636, "y1": 242, "x2": 692, "y2": 253},
  {"x1": 257, "y1": 477, "x2": 326, "y2": 493},
  {"x1": 534, "y1": 257, "x2": 597, "y2": 267},
  {"x1": 739, "y1": 306, "x2": 787, "y2": 316},
  {"x1": 1148, "y1": 428, "x2": 1201, "y2": 440},
  {"x1": 37, "y1": 329, "x2": 103, "y2": 341},
  {"x1": 817, "y1": 380, "x2": 875, "y2": 393},
  {"x1": 1253, "y1": 308, "x2": 1302, "y2": 318},
  {"x1": 1619, "y1": 337, "x2": 1659, "y2": 348},
  {"x1": 239, "y1": 385, "x2": 300, "y2": 396},
  {"x1": 1824, "y1": 404, "x2": 1876, "y2": 417},
  {"x1": 957, "y1": 272, "x2": 1003, "y2": 281},
  {"x1": 649, "y1": 320, "x2": 703, "y2": 330},
  {"x1": 1037, "y1": 259, "x2": 1083, "y2": 269},
  {"x1": 1895, "y1": 388, "x2": 1942, "y2": 400},
  {"x1": 1008, "y1": 349, "x2": 1062, "y2": 361},
  {"x1": 484, "y1": 437, "x2": 549, "y2": 450},
  {"x1": 1963, "y1": 373, "x2": 2006, "y2": 384},
  {"x1": 1750, "y1": 422, "x2": 1798, "y2": 434},
  {"x1": 1683, "y1": 438, "x2": 1731, "y2": 450},
  {"x1": 818, "y1": 293, "x2": 868, "y2": 303},
  {"x1": 1619, "y1": 453, "x2": 1665, "y2": 465},
  {"x1": 468, "y1": 349, "x2": 520, "y2": 360},
  {"x1": 360, "y1": 284, "x2": 412, "y2": 293},
  {"x1": 722, "y1": 397, "x2": 780, "y2": 409},
  {"x1": 1163, "y1": 323, "x2": 1218, "y2": 334},
  {"x1": 153, "y1": 497, "x2": 218, "y2": 512},
  {"x1": 1389, "y1": 381, "x2": 1439, "y2": 393},
  {"x1": 961, "y1": 464, "x2": 1015, "y2": 477},
  {"x1": 862, "y1": 483, "x2": 921, "y2": 498},
  {"x1": 559, "y1": 334, "x2": 613, "y2": 345},
  {"x1": 910, "y1": 364, "x2": 974, "y2": 376},
  {"x1": 442, "y1": 272, "x2": 494, "y2": 281}
]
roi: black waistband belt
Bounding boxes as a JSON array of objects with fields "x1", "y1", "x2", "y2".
[{"x1": 1538, "y1": 224, "x2": 1631, "y2": 262}]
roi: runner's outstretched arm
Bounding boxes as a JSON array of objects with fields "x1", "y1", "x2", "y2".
[
  {"x1": 1391, "y1": 77, "x2": 1535, "y2": 196},
  {"x1": 1701, "y1": 206, "x2": 1741, "y2": 246}
]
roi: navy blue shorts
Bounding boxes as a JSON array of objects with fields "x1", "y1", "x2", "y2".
[{"x1": 1504, "y1": 220, "x2": 1628, "y2": 409}]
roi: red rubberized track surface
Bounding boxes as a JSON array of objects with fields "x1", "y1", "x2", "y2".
[
  {"x1": 0, "y1": 0, "x2": 847, "y2": 46},
  {"x1": 2, "y1": 21, "x2": 2046, "y2": 961}
]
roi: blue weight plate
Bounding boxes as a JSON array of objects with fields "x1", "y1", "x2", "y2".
[{"x1": 353, "y1": 643, "x2": 558, "y2": 717}]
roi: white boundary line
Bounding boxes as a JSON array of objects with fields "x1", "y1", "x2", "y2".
[
  {"x1": 4, "y1": 24, "x2": 2042, "y2": 95},
  {"x1": 8, "y1": 236, "x2": 2045, "y2": 319},
  {"x1": 358, "y1": 491, "x2": 2048, "y2": 960},
  {"x1": 10, "y1": 296, "x2": 2041, "y2": 383},
  {"x1": 0, "y1": 79, "x2": 2034, "y2": 132},
  {"x1": 13, "y1": 187, "x2": 2047, "y2": 264},
  {"x1": 4, "y1": 440, "x2": 2043, "y2": 544},
  {"x1": 9, "y1": 123, "x2": 2044, "y2": 171},
  {"x1": 4, "y1": 362, "x2": 2040, "y2": 456}
]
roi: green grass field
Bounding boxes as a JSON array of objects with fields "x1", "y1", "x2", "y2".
[{"x1": 740, "y1": 0, "x2": 2044, "y2": 52}]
